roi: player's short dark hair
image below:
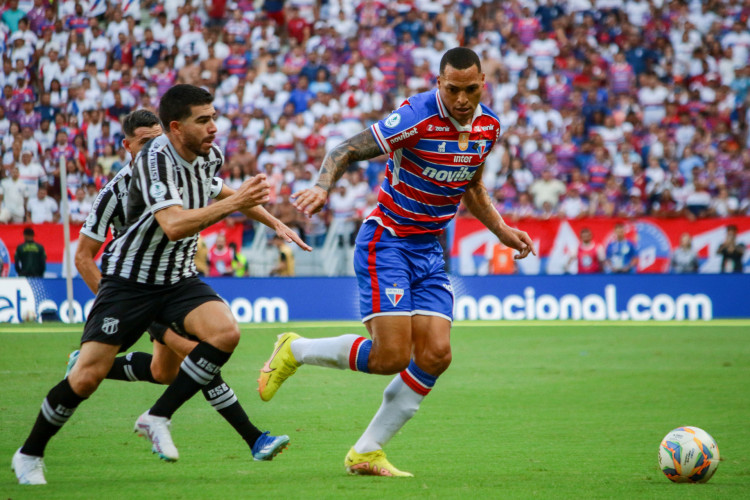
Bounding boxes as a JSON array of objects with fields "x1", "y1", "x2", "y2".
[
  {"x1": 159, "y1": 84, "x2": 214, "y2": 127},
  {"x1": 439, "y1": 47, "x2": 482, "y2": 75},
  {"x1": 122, "y1": 109, "x2": 160, "y2": 138}
]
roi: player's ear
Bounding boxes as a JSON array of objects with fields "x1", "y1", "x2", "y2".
[
  {"x1": 122, "y1": 138, "x2": 129, "y2": 151},
  {"x1": 169, "y1": 120, "x2": 181, "y2": 135}
]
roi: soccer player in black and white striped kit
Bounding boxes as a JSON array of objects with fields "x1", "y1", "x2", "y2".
[
  {"x1": 12, "y1": 86, "x2": 307, "y2": 485},
  {"x1": 63, "y1": 109, "x2": 303, "y2": 467}
]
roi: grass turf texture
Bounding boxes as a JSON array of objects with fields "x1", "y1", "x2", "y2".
[{"x1": 1, "y1": 321, "x2": 749, "y2": 499}]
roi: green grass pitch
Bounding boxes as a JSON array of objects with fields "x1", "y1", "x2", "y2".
[{"x1": 2, "y1": 321, "x2": 749, "y2": 499}]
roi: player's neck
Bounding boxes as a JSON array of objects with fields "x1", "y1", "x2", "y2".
[{"x1": 167, "y1": 133, "x2": 197, "y2": 163}]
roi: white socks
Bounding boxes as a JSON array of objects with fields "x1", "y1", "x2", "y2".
[
  {"x1": 353, "y1": 360, "x2": 438, "y2": 453},
  {"x1": 354, "y1": 374, "x2": 424, "y2": 454},
  {"x1": 290, "y1": 334, "x2": 371, "y2": 371}
]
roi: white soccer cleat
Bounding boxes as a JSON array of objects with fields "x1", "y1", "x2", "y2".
[
  {"x1": 12, "y1": 448, "x2": 47, "y2": 485},
  {"x1": 134, "y1": 411, "x2": 179, "y2": 462}
]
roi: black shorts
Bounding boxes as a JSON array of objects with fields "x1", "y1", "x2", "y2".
[
  {"x1": 82, "y1": 276, "x2": 224, "y2": 352},
  {"x1": 147, "y1": 321, "x2": 199, "y2": 344}
]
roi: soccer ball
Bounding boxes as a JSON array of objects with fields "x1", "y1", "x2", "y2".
[
  {"x1": 658, "y1": 426, "x2": 720, "y2": 483},
  {"x1": 22, "y1": 308, "x2": 37, "y2": 323}
]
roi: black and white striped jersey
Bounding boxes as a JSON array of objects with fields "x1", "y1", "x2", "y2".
[
  {"x1": 80, "y1": 165, "x2": 132, "y2": 242},
  {"x1": 100, "y1": 134, "x2": 224, "y2": 285}
]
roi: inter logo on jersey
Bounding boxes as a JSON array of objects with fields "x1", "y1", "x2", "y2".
[{"x1": 385, "y1": 287, "x2": 405, "y2": 306}]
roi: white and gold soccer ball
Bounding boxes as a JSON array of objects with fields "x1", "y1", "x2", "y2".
[
  {"x1": 22, "y1": 308, "x2": 37, "y2": 323},
  {"x1": 658, "y1": 426, "x2": 720, "y2": 483}
]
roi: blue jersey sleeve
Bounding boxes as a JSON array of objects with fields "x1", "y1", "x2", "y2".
[
  {"x1": 626, "y1": 242, "x2": 638, "y2": 262},
  {"x1": 370, "y1": 102, "x2": 423, "y2": 154}
]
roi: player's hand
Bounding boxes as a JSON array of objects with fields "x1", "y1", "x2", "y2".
[
  {"x1": 291, "y1": 185, "x2": 328, "y2": 217},
  {"x1": 274, "y1": 222, "x2": 312, "y2": 252},
  {"x1": 235, "y1": 174, "x2": 270, "y2": 208},
  {"x1": 499, "y1": 227, "x2": 536, "y2": 260}
]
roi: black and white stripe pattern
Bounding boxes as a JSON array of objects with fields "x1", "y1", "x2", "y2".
[
  {"x1": 180, "y1": 356, "x2": 219, "y2": 386},
  {"x1": 100, "y1": 135, "x2": 224, "y2": 285},
  {"x1": 123, "y1": 364, "x2": 138, "y2": 381},
  {"x1": 80, "y1": 166, "x2": 132, "y2": 242},
  {"x1": 41, "y1": 399, "x2": 74, "y2": 427},
  {"x1": 204, "y1": 382, "x2": 238, "y2": 411}
]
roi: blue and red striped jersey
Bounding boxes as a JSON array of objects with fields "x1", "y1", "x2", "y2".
[{"x1": 368, "y1": 89, "x2": 501, "y2": 236}]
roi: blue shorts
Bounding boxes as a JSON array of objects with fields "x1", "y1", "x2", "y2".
[{"x1": 353, "y1": 221, "x2": 454, "y2": 322}]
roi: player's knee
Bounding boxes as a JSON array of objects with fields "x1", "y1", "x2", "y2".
[
  {"x1": 368, "y1": 352, "x2": 410, "y2": 375},
  {"x1": 222, "y1": 323, "x2": 241, "y2": 350},
  {"x1": 416, "y1": 346, "x2": 452, "y2": 376},
  {"x1": 68, "y1": 367, "x2": 105, "y2": 397},
  {"x1": 201, "y1": 320, "x2": 241, "y2": 351},
  {"x1": 215, "y1": 322, "x2": 241, "y2": 350},
  {"x1": 150, "y1": 362, "x2": 176, "y2": 385}
]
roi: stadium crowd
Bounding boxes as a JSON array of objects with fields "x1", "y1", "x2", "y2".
[{"x1": 1, "y1": 0, "x2": 750, "y2": 245}]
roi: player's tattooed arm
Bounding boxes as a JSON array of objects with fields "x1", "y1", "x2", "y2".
[
  {"x1": 315, "y1": 130, "x2": 382, "y2": 191},
  {"x1": 293, "y1": 130, "x2": 381, "y2": 216},
  {"x1": 464, "y1": 163, "x2": 536, "y2": 260}
]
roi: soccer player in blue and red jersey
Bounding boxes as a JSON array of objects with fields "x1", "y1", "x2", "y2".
[{"x1": 258, "y1": 48, "x2": 536, "y2": 477}]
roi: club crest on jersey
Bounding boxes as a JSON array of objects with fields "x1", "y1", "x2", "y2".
[
  {"x1": 102, "y1": 317, "x2": 119, "y2": 335},
  {"x1": 458, "y1": 133, "x2": 470, "y2": 151},
  {"x1": 385, "y1": 287, "x2": 405, "y2": 307},
  {"x1": 385, "y1": 113, "x2": 401, "y2": 128},
  {"x1": 474, "y1": 140, "x2": 487, "y2": 157}
]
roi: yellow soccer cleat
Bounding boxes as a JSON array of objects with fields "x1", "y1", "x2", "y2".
[
  {"x1": 345, "y1": 447, "x2": 414, "y2": 477},
  {"x1": 258, "y1": 332, "x2": 301, "y2": 401}
]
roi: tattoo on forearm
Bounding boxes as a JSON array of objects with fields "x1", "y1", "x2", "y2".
[
  {"x1": 465, "y1": 182, "x2": 502, "y2": 230},
  {"x1": 315, "y1": 130, "x2": 381, "y2": 191}
]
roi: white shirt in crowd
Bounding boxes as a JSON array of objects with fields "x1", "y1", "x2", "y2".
[
  {"x1": 68, "y1": 197, "x2": 92, "y2": 223},
  {"x1": 17, "y1": 161, "x2": 46, "y2": 198},
  {"x1": 0, "y1": 177, "x2": 28, "y2": 222},
  {"x1": 26, "y1": 195, "x2": 58, "y2": 224}
]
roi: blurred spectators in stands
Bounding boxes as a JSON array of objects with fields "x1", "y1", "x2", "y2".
[
  {"x1": 0, "y1": 0, "x2": 749, "y2": 240},
  {"x1": 228, "y1": 241, "x2": 249, "y2": 277},
  {"x1": 605, "y1": 222, "x2": 637, "y2": 273},
  {"x1": 487, "y1": 243, "x2": 516, "y2": 275},
  {"x1": 26, "y1": 185, "x2": 58, "y2": 223},
  {"x1": 568, "y1": 227, "x2": 604, "y2": 274},
  {"x1": 14, "y1": 226, "x2": 45, "y2": 277},
  {"x1": 269, "y1": 234, "x2": 294, "y2": 276},
  {"x1": 671, "y1": 232, "x2": 699, "y2": 273},
  {"x1": 717, "y1": 224, "x2": 746, "y2": 273},
  {"x1": 67, "y1": 186, "x2": 90, "y2": 224},
  {"x1": 208, "y1": 232, "x2": 234, "y2": 277},
  {"x1": 194, "y1": 235, "x2": 209, "y2": 277},
  {"x1": 0, "y1": 166, "x2": 26, "y2": 223}
]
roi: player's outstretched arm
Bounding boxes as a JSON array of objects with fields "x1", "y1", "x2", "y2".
[
  {"x1": 463, "y1": 163, "x2": 536, "y2": 260},
  {"x1": 74, "y1": 235, "x2": 104, "y2": 294},
  {"x1": 216, "y1": 184, "x2": 312, "y2": 252},
  {"x1": 155, "y1": 175, "x2": 270, "y2": 241},
  {"x1": 292, "y1": 129, "x2": 382, "y2": 216}
]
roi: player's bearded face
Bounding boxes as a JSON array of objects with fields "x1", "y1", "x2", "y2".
[
  {"x1": 182, "y1": 104, "x2": 218, "y2": 157},
  {"x1": 437, "y1": 64, "x2": 485, "y2": 126}
]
